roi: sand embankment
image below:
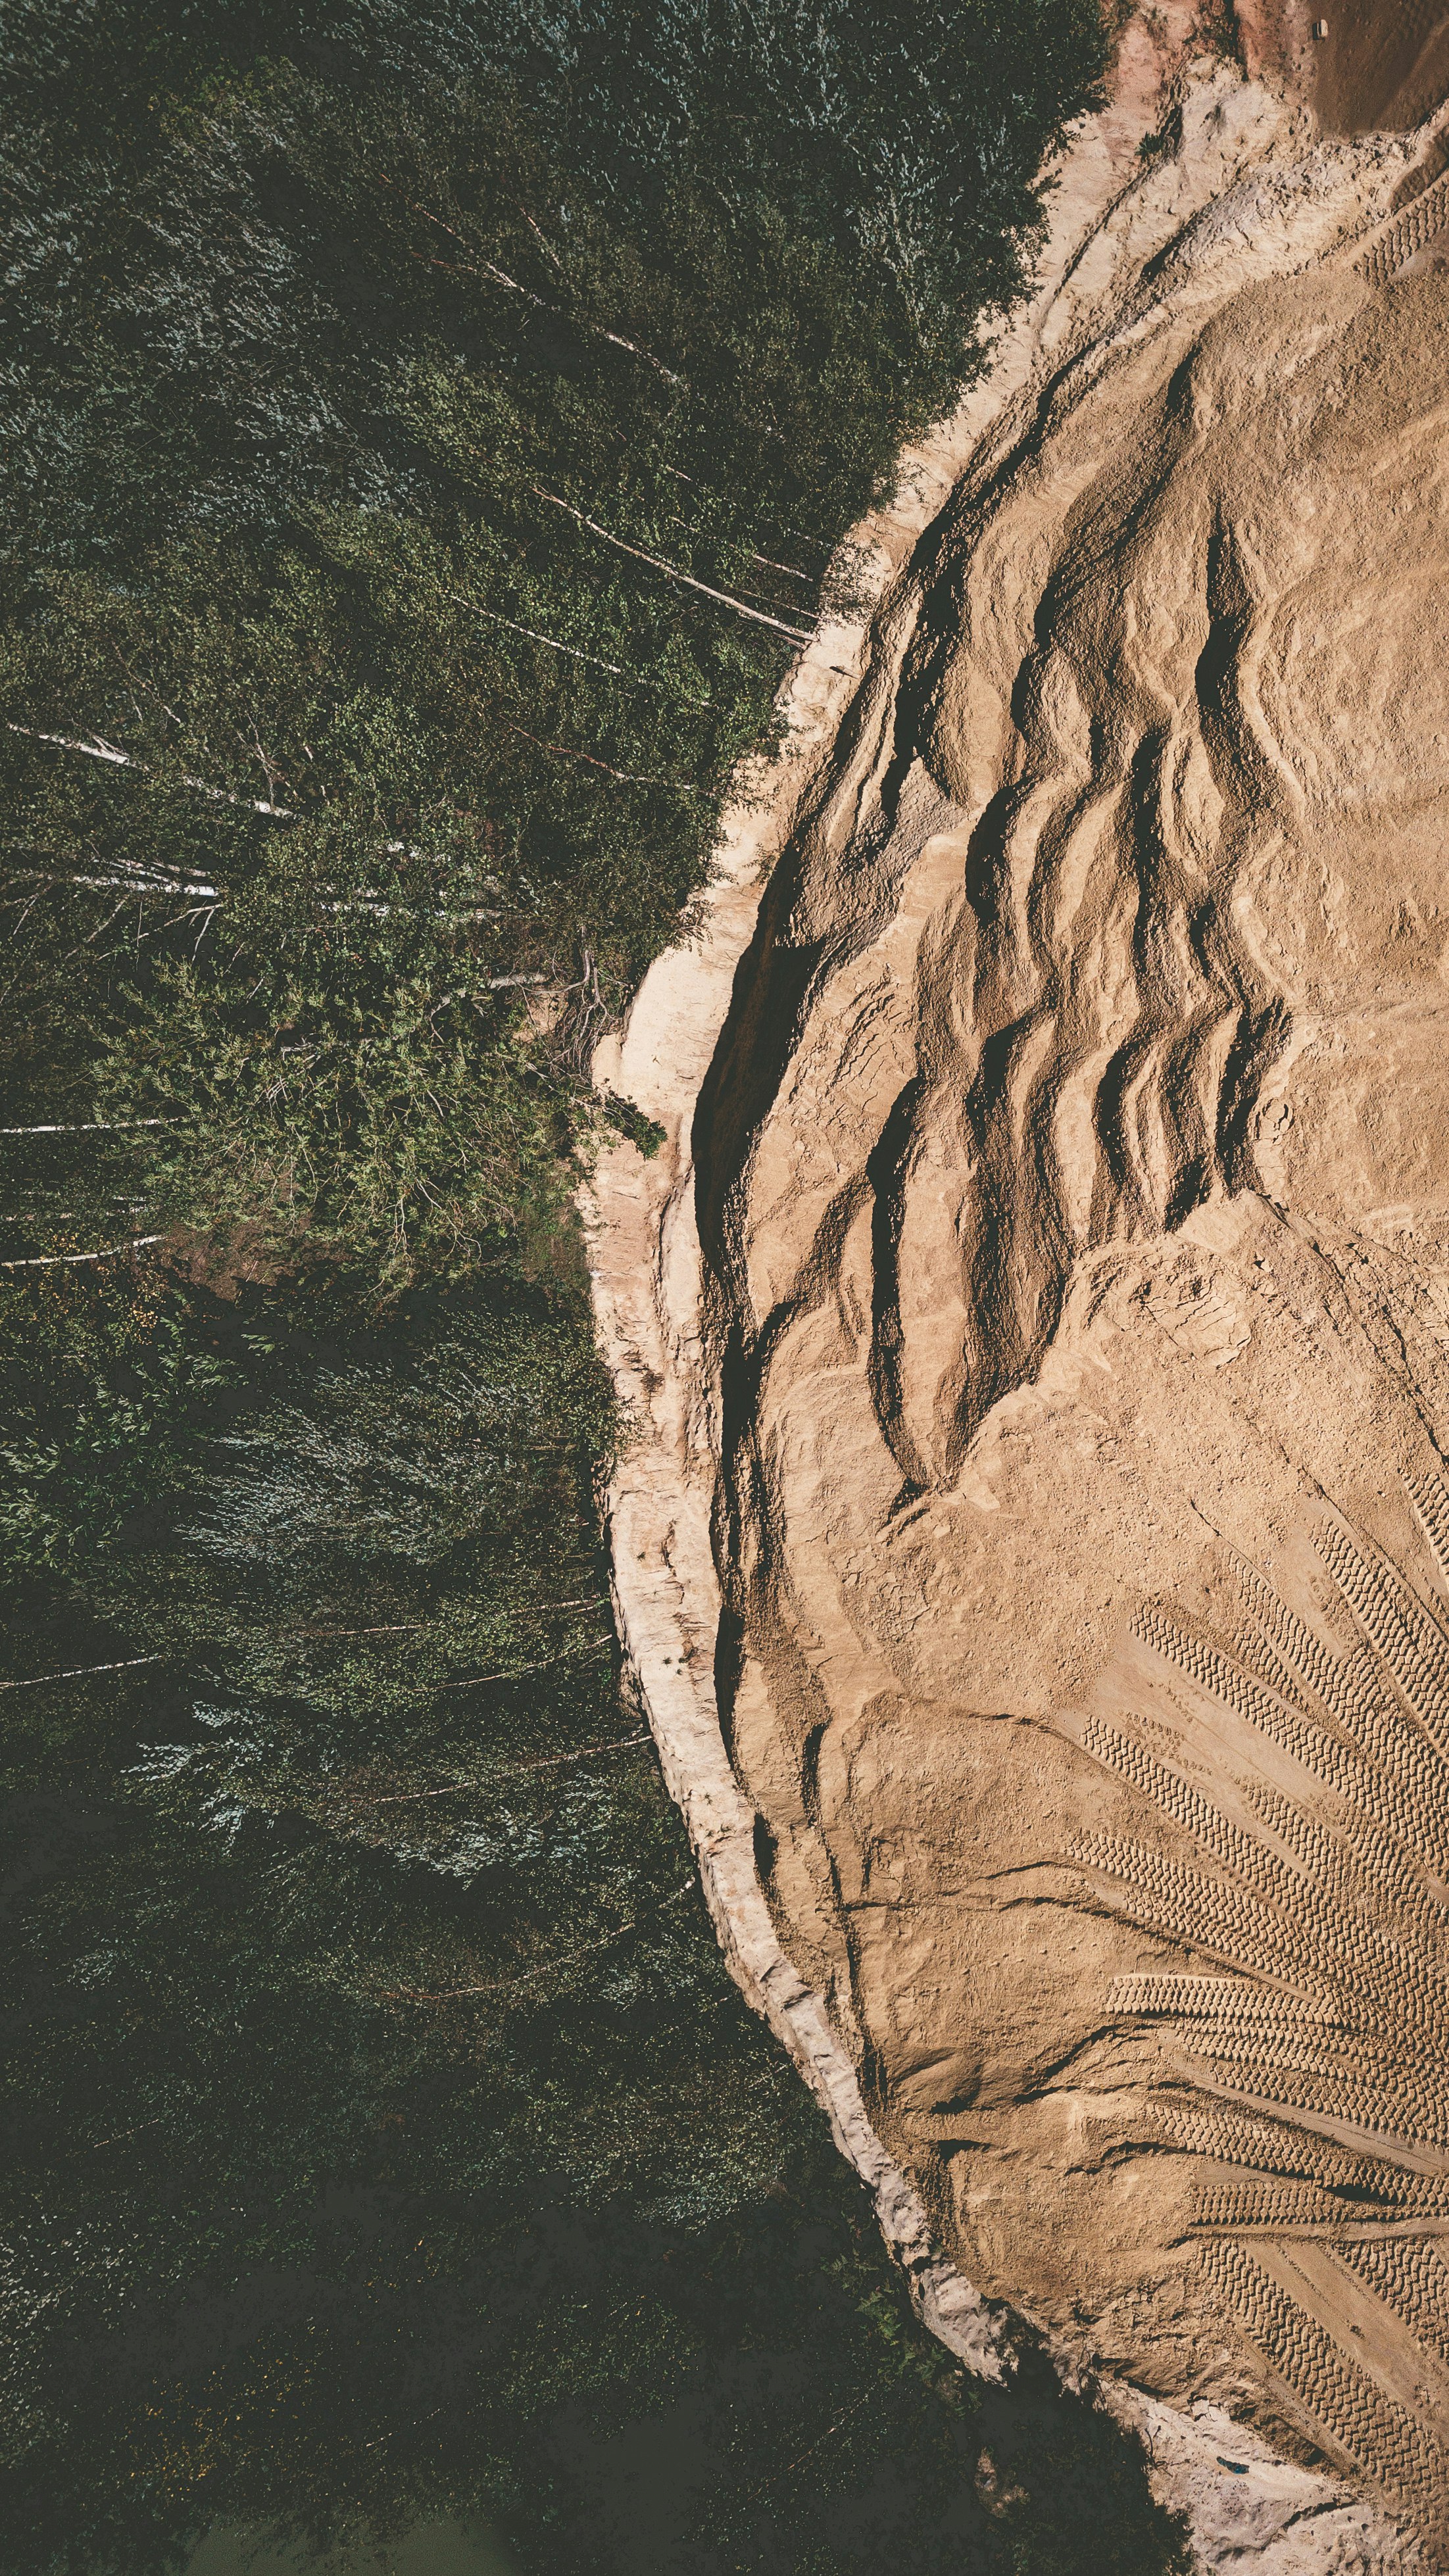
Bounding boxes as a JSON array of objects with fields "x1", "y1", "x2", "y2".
[{"x1": 588, "y1": 11, "x2": 1449, "y2": 2567}]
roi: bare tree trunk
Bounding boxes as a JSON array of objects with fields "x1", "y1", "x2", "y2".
[{"x1": 532, "y1": 493, "x2": 814, "y2": 642}]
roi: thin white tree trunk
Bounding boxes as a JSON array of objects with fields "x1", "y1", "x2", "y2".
[
  {"x1": 533, "y1": 492, "x2": 814, "y2": 642},
  {"x1": 0, "y1": 1234, "x2": 165, "y2": 1269}
]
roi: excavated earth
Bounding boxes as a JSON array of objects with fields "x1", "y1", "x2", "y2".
[{"x1": 590, "y1": 11, "x2": 1449, "y2": 2569}]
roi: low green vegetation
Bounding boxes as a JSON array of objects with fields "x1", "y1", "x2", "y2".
[{"x1": 0, "y1": 5, "x2": 1191, "y2": 2572}]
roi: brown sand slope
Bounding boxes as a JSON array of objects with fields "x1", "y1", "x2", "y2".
[
  {"x1": 1315, "y1": 1, "x2": 1449, "y2": 135},
  {"x1": 591, "y1": 23, "x2": 1449, "y2": 2573},
  {"x1": 1236, "y1": 2, "x2": 1449, "y2": 135}
]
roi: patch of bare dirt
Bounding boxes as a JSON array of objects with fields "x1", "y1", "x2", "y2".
[{"x1": 1314, "y1": 1, "x2": 1449, "y2": 136}]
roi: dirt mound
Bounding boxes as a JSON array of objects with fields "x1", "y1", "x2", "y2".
[
  {"x1": 699, "y1": 237, "x2": 1449, "y2": 2550},
  {"x1": 591, "y1": 28, "x2": 1449, "y2": 2573}
]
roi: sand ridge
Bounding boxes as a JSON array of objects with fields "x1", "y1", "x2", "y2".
[{"x1": 589, "y1": 17, "x2": 1449, "y2": 2570}]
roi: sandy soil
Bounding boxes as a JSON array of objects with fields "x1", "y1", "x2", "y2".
[
  {"x1": 1235, "y1": 0, "x2": 1449, "y2": 134},
  {"x1": 590, "y1": 11, "x2": 1449, "y2": 2568},
  {"x1": 1314, "y1": 1, "x2": 1449, "y2": 135}
]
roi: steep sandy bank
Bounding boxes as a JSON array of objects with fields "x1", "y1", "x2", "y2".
[{"x1": 589, "y1": 19, "x2": 1449, "y2": 2571}]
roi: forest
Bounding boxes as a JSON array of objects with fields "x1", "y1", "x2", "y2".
[{"x1": 0, "y1": 5, "x2": 1191, "y2": 2571}]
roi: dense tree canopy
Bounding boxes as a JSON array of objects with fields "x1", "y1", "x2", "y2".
[
  {"x1": 0, "y1": 1264, "x2": 1189, "y2": 2576},
  {"x1": 0, "y1": 9, "x2": 1195, "y2": 2576},
  {"x1": 1, "y1": 0, "x2": 1106, "y2": 1281}
]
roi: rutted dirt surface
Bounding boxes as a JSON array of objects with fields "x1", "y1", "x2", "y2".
[{"x1": 591, "y1": 14, "x2": 1449, "y2": 2569}]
